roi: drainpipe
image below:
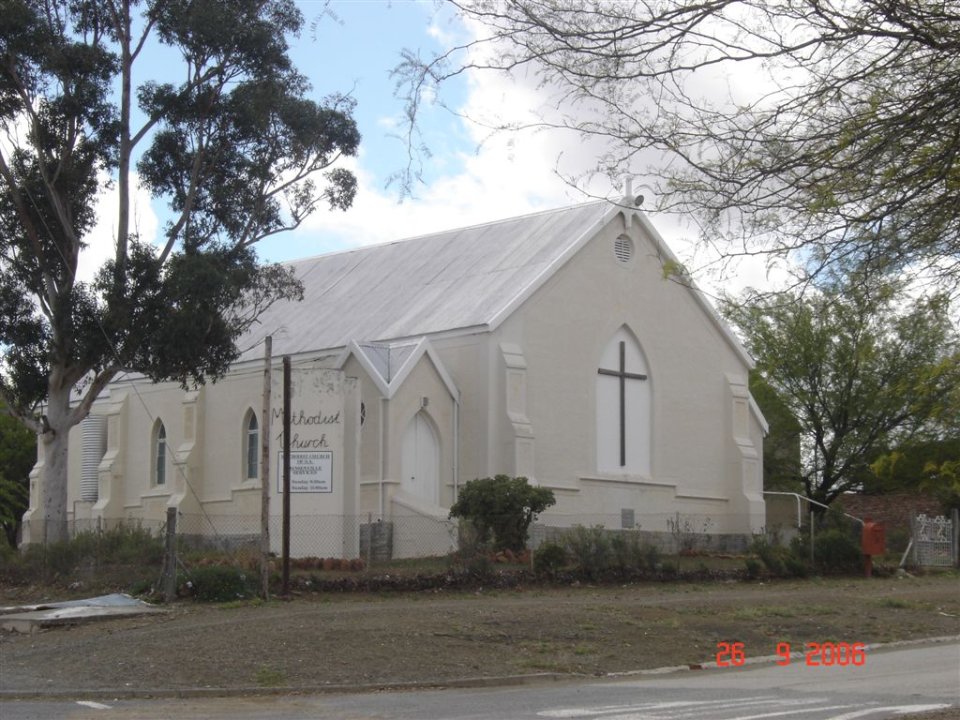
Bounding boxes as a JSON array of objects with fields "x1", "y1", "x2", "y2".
[
  {"x1": 453, "y1": 396, "x2": 460, "y2": 502},
  {"x1": 379, "y1": 397, "x2": 388, "y2": 519}
]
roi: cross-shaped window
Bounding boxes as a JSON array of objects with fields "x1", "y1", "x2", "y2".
[{"x1": 596, "y1": 329, "x2": 651, "y2": 474}]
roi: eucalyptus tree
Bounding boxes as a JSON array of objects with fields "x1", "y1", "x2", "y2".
[
  {"x1": 396, "y1": 0, "x2": 960, "y2": 287},
  {"x1": 0, "y1": 0, "x2": 360, "y2": 542}
]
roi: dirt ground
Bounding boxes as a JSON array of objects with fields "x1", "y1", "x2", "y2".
[{"x1": 2, "y1": 572, "x2": 958, "y2": 698}]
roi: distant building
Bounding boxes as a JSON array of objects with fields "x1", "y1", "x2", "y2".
[{"x1": 24, "y1": 200, "x2": 766, "y2": 556}]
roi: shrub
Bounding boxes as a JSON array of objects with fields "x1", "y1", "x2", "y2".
[
  {"x1": 814, "y1": 529, "x2": 862, "y2": 574},
  {"x1": 641, "y1": 543, "x2": 661, "y2": 572},
  {"x1": 750, "y1": 537, "x2": 785, "y2": 576},
  {"x1": 183, "y1": 565, "x2": 254, "y2": 602},
  {"x1": 565, "y1": 525, "x2": 612, "y2": 579},
  {"x1": 533, "y1": 542, "x2": 568, "y2": 577},
  {"x1": 609, "y1": 531, "x2": 646, "y2": 575},
  {"x1": 449, "y1": 475, "x2": 555, "y2": 552},
  {"x1": 748, "y1": 537, "x2": 811, "y2": 578}
]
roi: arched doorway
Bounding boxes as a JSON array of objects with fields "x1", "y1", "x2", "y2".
[{"x1": 401, "y1": 411, "x2": 440, "y2": 504}]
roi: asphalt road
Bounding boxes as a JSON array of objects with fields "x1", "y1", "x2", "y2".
[{"x1": 1, "y1": 640, "x2": 958, "y2": 720}]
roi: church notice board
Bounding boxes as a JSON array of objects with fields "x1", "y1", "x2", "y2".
[{"x1": 277, "y1": 450, "x2": 334, "y2": 493}]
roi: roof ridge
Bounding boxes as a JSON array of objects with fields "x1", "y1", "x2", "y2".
[{"x1": 284, "y1": 199, "x2": 610, "y2": 266}]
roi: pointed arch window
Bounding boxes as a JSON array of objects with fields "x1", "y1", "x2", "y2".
[
  {"x1": 596, "y1": 327, "x2": 651, "y2": 475},
  {"x1": 154, "y1": 421, "x2": 167, "y2": 486},
  {"x1": 245, "y1": 411, "x2": 259, "y2": 480}
]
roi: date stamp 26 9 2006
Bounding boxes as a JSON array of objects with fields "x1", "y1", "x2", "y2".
[{"x1": 715, "y1": 641, "x2": 867, "y2": 668}]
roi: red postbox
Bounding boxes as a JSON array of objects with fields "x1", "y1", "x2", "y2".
[
  {"x1": 861, "y1": 518, "x2": 886, "y2": 577},
  {"x1": 861, "y1": 519, "x2": 886, "y2": 556}
]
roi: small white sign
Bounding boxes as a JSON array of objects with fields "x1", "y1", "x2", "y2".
[{"x1": 277, "y1": 451, "x2": 333, "y2": 493}]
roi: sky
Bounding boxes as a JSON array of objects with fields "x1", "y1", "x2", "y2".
[{"x1": 81, "y1": 0, "x2": 788, "y2": 301}]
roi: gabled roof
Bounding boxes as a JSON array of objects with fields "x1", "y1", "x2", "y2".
[
  {"x1": 335, "y1": 338, "x2": 460, "y2": 401},
  {"x1": 237, "y1": 200, "x2": 753, "y2": 369},
  {"x1": 238, "y1": 201, "x2": 618, "y2": 361}
]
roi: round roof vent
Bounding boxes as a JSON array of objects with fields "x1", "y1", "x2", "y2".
[{"x1": 614, "y1": 235, "x2": 634, "y2": 264}]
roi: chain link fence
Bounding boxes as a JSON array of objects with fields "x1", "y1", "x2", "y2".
[{"x1": 13, "y1": 509, "x2": 759, "y2": 568}]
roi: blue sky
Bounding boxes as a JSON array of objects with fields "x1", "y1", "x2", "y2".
[{"x1": 78, "y1": 0, "x2": 786, "y2": 298}]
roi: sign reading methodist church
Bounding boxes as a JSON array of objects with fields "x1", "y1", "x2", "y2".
[
  {"x1": 277, "y1": 450, "x2": 333, "y2": 493},
  {"x1": 270, "y1": 366, "x2": 348, "y2": 497}
]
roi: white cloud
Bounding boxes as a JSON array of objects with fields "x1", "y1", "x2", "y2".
[
  {"x1": 77, "y1": 172, "x2": 159, "y2": 284},
  {"x1": 267, "y1": 10, "x2": 799, "y2": 303}
]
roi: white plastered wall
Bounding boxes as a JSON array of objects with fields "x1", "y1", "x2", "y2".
[{"x1": 486, "y1": 211, "x2": 764, "y2": 534}]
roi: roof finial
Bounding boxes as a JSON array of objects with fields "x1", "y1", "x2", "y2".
[{"x1": 624, "y1": 176, "x2": 645, "y2": 208}]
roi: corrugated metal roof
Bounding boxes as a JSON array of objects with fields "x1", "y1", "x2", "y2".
[{"x1": 238, "y1": 201, "x2": 617, "y2": 361}]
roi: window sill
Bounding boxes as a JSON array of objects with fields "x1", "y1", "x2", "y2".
[
  {"x1": 231, "y1": 479, "x2": 261, "y2": 492},
  {"x1": 142, "y1": 488, "x2": 172, "y2": 498}
]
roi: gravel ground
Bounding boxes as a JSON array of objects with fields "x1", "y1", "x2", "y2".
[{"x1": 1, "y1": 573, "x2": 958, "y2": 698}]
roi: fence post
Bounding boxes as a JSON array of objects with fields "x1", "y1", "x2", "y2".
[
  {"x1": 260, "y1": 335, "x2": 272, "y2": 600},
  {"x1": 366, "y1": 512, "x2": 372, "y2": 568},
  {"x1": 162, "y1": 507, "x2": 178, "y2": 603},
  {"x1": 909, "y1": 514, "x2": 918, "y2": 567},
  {"x1": 809, "y1": 510, "x2": 815, "y2": 567},
  {"x1": 952, "y1": 508, "x2": 959, "y2": 569}
]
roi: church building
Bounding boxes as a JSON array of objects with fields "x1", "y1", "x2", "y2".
[{"x1": 24, "y1": 200, "x2": 767, "y2": 557}]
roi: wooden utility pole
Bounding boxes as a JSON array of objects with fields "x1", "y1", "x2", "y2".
[
  {"x1": 259, "y1": 336, "x2": 272, "y2": 600},
  {"x1": 162, "y1": 507, "x2": 177, "y2": 603},
  {"x1": 281, "y1": 355, "x2": 291, "y2": 596}
]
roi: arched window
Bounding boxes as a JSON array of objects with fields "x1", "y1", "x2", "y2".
[
  {"x1": 154, "y1": 421, "x2": 167, "y2": 486},
  {"x1": 245, "y1": 411, "x2": 259, "y2": 480},
  {"x1": 596, "y1": 327, "x2": 651, "y2": 475}
]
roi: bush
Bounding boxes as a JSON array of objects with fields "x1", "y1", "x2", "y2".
[
  {"x1": 448, "y1": 521, "x2": 494, "y2": 578},
  {"x1": 749, "y1": 537, "x2": 810, "y2": 578},
  {"x1": 0, "y1": 523, "x2": 165, "y2": 585},
  {"x1": 182, "y1": 565, "x2": 254, "y2": 602},
  {"x1": 609, "y1": 531, "x2": 646, "y2": 575},
  {"x1": 449, "y1": 475, "x2": 555, "y2": 552},
  {"x1": 533, "y1": 542, "x2": 568, "y2": 576},
  {"x1": 565, "y1": 525, "x2": 611, "y2": 579},
  {"x1": 814, "y1": 529, "x2": 862, "y2": 574},
  {"x1": 558, "y1": 526, "x2": 660, "y2": 579}
]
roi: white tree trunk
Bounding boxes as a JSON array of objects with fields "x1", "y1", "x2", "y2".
[{"x1": 39, "y1": 384, "x2": 73, "y2": 544}]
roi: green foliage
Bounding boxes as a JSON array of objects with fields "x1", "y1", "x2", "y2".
[
  {"x1": 748, "y1": 536, "x2": 813, "y2": 579},
  {"x1": 751, "y1": 538, "x2": 787, "y2": 577},
  {"x1": 0, "y1": 403, "x2": 35, "y2": 547},
  {"x1": 561, "y1": 525, "x2": 660, "y2": 579},
  {"x1": 0, "y1": 0, "x2": 359, "y2": 537},
  {"x1": 448, "y1": 521, "x2": 494, "y2": 577},
  {"x1": 744, "y1": 556, "x2": 763, "y2": 579},
  {"x1": 814, "y1": 530, "x2": 862, "y2": 575},
  {"x1": 182, "y1": 565, "x2": 254, "y2": 603},
  {"x1": 532, "y1": 542, "x2": 568, "y2": 576},
  {"x1": 724, "y1": 272, "x2": 960, "y2": 509},
  {"x1": 0, "y1": 524, "x2": 164, "y2": 584},
  {"x1": 449, "y1": 475, "x2": 555, "y2": 552},
  {"x1": 749, "y1": 373, "x2": 802, "y2": 492},
  {"x1": 565, "y1": 525, "x2": 612, "y2": 580},
  {"x1": 254, "y1": 665, "x2": 287, "y2": 687}
]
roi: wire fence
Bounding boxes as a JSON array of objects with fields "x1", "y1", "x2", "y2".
[
  {"x1": 7, "y1": 501, "x2": 955, "y2": 592},
  {"x1": 15, "y1": 510, "x2": 760, "y2": 567}
]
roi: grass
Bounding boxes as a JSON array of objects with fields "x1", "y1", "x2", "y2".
[
  {"x1": 734, "y1": 605, "x2": 799, "y2": 620},
  {"x1": 254, "y1": 665, "x2": 287, "y2": 687},
  {"x1": 872, "y1": 598, "x2": 917, "y2": 609}
]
